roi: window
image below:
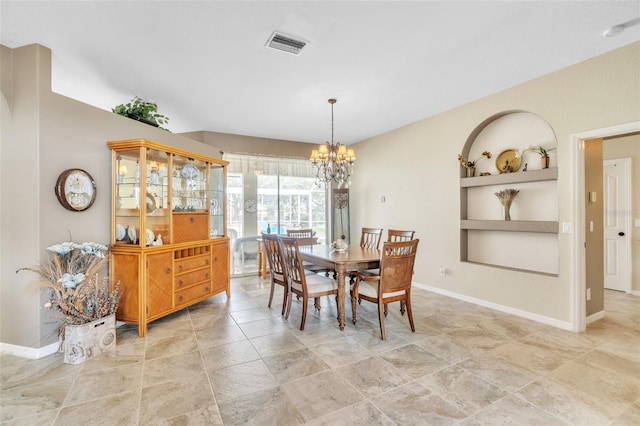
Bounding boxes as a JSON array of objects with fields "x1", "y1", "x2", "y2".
[{"x1": 224, "y1": 154, "x2": 327, "y2": 276}]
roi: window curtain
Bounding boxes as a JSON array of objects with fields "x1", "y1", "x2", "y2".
[{"x1": 224, "y1": 153, "x2": 315, "y2": 177}]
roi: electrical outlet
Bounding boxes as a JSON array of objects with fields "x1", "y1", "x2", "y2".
[
  {"x1": 586, "y1": 288, "x2": 591, "y2": 301},
  {"x1": 439, "y1": 266, "x2": 446, "y2": 277}
]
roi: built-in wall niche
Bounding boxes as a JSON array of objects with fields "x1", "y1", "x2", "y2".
[{"x1": 460, "y1": 111, "x2": 559, "y2": 275}]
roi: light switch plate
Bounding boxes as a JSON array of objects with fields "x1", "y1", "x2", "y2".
[
  {"x1": 635, "y1": 219, "x2": 640, "y2": 228},
  {"x1": 562, "y1": 223, "x2": 571, "y2": 233}
]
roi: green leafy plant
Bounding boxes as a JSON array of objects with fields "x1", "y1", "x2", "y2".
[{"x1": 112, "y1": 96, "x2": 169, "y2": 129}]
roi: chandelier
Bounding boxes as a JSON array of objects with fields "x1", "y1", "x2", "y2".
[{"x1": 309, "y1": 98, "x2": 356, "y2": 188}]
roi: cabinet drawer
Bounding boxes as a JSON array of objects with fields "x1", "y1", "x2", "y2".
[
  {"x1": 175, "y1": 254, "x2": 210, "y2": 273},
  {"x1": 175, "y1": 281, "x2": 212, "y2": 307},
  {"x1": 173, "y1": 214, "x2": 208, "y2": 243},
  {"x1": 175, "y1": 268, "x2": 211, "y2": 290}
]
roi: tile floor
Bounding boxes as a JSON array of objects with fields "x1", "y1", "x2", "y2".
[{"x1": 1, "y1": 276, "x2": 639, "y2": 425}]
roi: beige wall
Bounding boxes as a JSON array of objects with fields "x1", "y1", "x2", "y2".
[
  {"x1": 350, "y1": 42, "x2": 640, "y2": 325},
  {"x1": 182, "y1": 131, "x2": 313, "y2": 159},
  {"x1": 584, "y1": 138, "x2": 604, "y2": 316},
  {"x1": 0, "y1": 44, "x2": 226, "y2": 349},
  {"x1": 603, "y1": 133, "x2": 640, "y2": 293}
]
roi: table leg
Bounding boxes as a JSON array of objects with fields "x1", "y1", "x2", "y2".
[{"x1": 336, "y1": 267, "x2": 346, "y2": 330}]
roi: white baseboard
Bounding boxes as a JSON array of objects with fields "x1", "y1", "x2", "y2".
[
  {"x1": 413, "y1": 282, "x2": 573, "y2": 331},
  {"x1": 631, "y1": 290, "x2": 640, "y2": 297},
  {"x1": 0, "y1": 341, "x2": 59, "y2": 359},
  {"x1": 586, "y1": 310, "x2": 605, "y2": 324}
]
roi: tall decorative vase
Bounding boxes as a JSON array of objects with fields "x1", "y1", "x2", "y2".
[{"x1": 466, "y1": 167, "x2": 476, "y2": 177}]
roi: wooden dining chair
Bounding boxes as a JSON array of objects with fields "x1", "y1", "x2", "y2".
[
  {"x1": 349, "y1": 227, "x2": 384, "y2": 284},
  {"x1": 279, "y1": 236, "x2": 339, "y2": 330},
  {"x1": 261, "y1": 233, "x2": 289, "y2": 315},
  {"x1": 286, "y1": 228, "x2": 314, "y2": 238},
  {"x1": 360, "y1": 227, "x2": 384, "y2": 249},
  {"x1": 387, "y1": 229, "x2": 415, "y2": 242},
  {"x1": 350, "y1": 239, "x2": 419, "y2": 340}
]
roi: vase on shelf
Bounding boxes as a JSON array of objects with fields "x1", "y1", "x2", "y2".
[
  {"x1": 503, "y1": 205, "x2": 512, "y2": 221},
  {"x1": 495, "y1": 189, "x2": 520, "y2": 222},
  {"x1": 541, "y1": 156, "x2": 550, "y2": 169},
  {"x1": 466, "y1": 167, "x2": 476, "y2": 177}
]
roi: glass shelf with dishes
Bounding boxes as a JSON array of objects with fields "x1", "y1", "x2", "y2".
[{"x1": 171, "y1": 156, "x2": 209, "y2": 213}]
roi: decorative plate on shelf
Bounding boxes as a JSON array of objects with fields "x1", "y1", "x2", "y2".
[
  {"x1": 146, "y1": 192, "x2": 156, "y2": 213},
  {"x1": 495, "y1": 149, "x2": 522, "y2": 173},
  {"x1": 116, "y1": 224, "x2": 126, "y2": 241},
  {"x1": 127, "y1": 226, "x2": 137, "y2": 244},
  {"x1": 181, "y1": 163, "x2": 199, "y2": 180},
  {"x1": 146, "y1": 228, "x2": 155, "y2": 245}
]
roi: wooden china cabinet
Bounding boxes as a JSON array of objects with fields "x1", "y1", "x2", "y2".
[{"x1": 107, "y1": 139, "x2": 229, "y2": 337}]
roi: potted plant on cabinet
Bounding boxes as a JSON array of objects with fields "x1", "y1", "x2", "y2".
[
  {"x1": 112, "y1": 96, "x2": 170, "y2": 130},
  {"x1": 17, "y1": 241, "x2": 121, "y2": 364}
]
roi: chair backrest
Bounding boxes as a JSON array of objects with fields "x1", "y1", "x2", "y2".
[
  {"x1": 261, "y1": 233, "x2": 286, "y2": 283},
  {"x1": 286, "y1": 228, "x2": 318, "y2": 246},
  {"x1": 232, "y1": 236, "x2": 260, "y2": 262},
  {"x1": 287, "y1": 228, "x2": 314, "y2": 238},
  {"x1": 279, "y1": 236, "x2": 307, "y2": 292},
  {"x1": 379, "y1": 239, "x2": 419, "y2": 295},
  {"x1": 387, "y1": 229, "x2": 415, "y2": 242},
  {"x1": 360, "y1": 227, "x2": 383, "y2": 249}
]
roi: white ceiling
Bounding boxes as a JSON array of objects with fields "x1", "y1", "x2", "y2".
[{"x1": 1, "y1": 1, "x2": 639, "y2": 145}]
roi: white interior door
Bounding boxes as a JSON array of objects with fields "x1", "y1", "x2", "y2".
[{"x1": 603, "y1": 158, "x2": 631, "y2": 292}]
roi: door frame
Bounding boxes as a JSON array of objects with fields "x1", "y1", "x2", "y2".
[
  {"x1": 603, "y1": 157, "x2": 632, "y2": 294},
  {"x1": 571, "y1": 121, "x2": 640, "y2": 332}
]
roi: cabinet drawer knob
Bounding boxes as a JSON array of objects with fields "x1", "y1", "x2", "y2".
[
  {"x1": 190, "y1": 217, "x2": 195, "y2": 223},
  {"x1": 166, "y1": 268, "x2": 171, "y2": 274},
  {"x1": 178, "y1": 280, "x2": 184, "y2": 287},
  {"x1": 178, "y1": 295, "x2": 184, "y2": 303},
  {"x1": 206, "y1": 259, "x2": 210, "y2": 265},
  {"x1": 205, "y1": 273, "x2": 210, "y2": 279},
  {"x1": 205, "y1": 287, "x2": 210, "y2": 292},
  {"x1": 178, "y1": 265, "x2": 183, "y2": 271}
]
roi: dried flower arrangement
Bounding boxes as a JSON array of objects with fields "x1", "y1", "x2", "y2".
[
  {"x1": 458, "y1": 151, "x2": 492, "y2": 169},
  {"x1": 494, "y1": 189, "x2": 520, "y2": 221},
  {"x1": 17, "y1": 241, "x2": 120, "y2": 341}
]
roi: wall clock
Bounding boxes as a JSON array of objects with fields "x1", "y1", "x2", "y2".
[
  {"x1": 54, "y1": 168, "x2": 97, "y2": 211},
  {"x1": 244, "y1": 199, "x2": 257, "y2": 213}
]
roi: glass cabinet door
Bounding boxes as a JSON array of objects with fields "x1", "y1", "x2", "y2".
[
  {"x1": 144, "y1": 148, "x2": 170, "y2": 246},
  {"x1": 171, "y1": 155, "x2": 208, "y2": 212},
  {"x1": 115, "y1": 150, "x2": 142, "y2": 245},
  {"x1": 209, "y1": 164, "x2": 225, "y2": 237}
]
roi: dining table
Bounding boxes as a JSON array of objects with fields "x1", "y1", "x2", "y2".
[{"x1": 298, "y1": 244, "x2": 381, "y2": 330}]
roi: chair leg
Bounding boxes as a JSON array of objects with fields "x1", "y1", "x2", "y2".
[
  {"x1": 377, "y1": 302, "x2": 386, "y2": 340},
  {"x1": 406, "y1": 295, "x2": 415, "y2": 333},
  {"x1": 400, "y1": 300, "x2": 406, "y2": 316},
  {"x1": 383, "y1": 303, "x2": 388, "y2": 317},
  {"x1": 314, "y1": 297, "x2": 321, "y2": 311},
  {"x1": 285, "y1": 290, "x2": 293, "y2": 320},
  {"x1": 280, "y1": 286, "x2": 287, "y2": 316},
  {"x1": 351, "y1": 295, "x2": 357, "y2": 324},
  {"x1": 300, "y1": 296, "x2": 308, "y2": 330},
  {"x1": 268, "y1": 282, "x2": 275, "y2": 308}
]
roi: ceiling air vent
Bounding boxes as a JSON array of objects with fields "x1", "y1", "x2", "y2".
[{"x1": 265, "y1": 32, "x2": 307, "y2": 55}]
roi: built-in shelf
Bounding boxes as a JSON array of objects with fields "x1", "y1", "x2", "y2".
[
  {"x1": 461, "y1": 220, "x2": 559, "y2": 233},
  {"x1": 460, "y1": 167, "x2": 557, "y2": 188}
]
